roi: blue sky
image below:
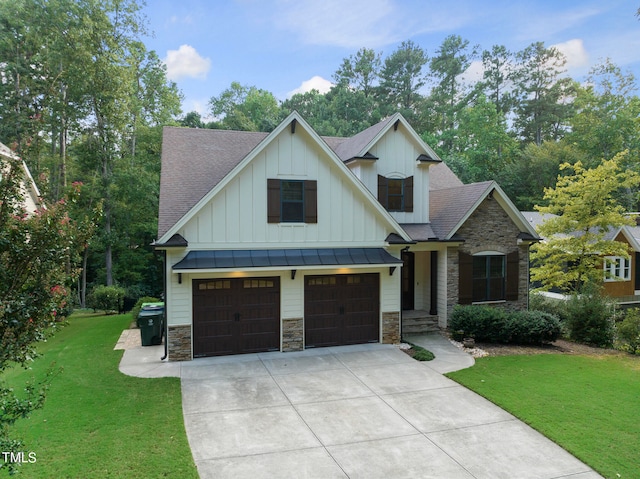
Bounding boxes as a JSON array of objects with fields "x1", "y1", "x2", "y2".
[{"x1": 141, "y1": 0, "x2": 640, "y2": 118}]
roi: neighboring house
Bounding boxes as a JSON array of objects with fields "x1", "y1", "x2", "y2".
[
  {"x1": 0, "y1": 141, "x2": 42, "y2": 214},
  {"x1": 155, "y1": 112, "x2": 539, "y2": 360},
  {"x1": 523, "y1": 211, "x2": 640, "y2": 298}
]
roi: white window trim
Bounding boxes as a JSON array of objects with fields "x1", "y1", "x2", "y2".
[{"x1": 604, "y1": 256, "x2": 631, "y2": 282}]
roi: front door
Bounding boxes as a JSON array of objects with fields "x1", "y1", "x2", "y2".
[{"x1": 402, "y1": 251, "x2": 415, "y2": 310}]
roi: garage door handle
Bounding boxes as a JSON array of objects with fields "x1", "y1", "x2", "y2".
[{"x1": 234, "y1": 313, "x2": 241, "y2": 322}]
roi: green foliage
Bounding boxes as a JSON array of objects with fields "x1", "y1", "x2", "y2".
[
  {"x1": 564, "y1": 289, "x2": 615, "y2": 347},
  {"x1": 449, "y1": 305, "x2": 507, "y2": 343},
  {"x1": 529, "y1": 293, "x2": 570, "y2": 323},
  {"x1": 616, "y1": 309, "x2": 640, "y2": 354},
  {"x1": 503, "y1": 310, "x2": 562, "y2": 345},
  {"x1": 450, "y1": 306, "x2": 561, "y2": 345},
  {"x1": 130, "y1": 296, "x2": 161, "y2": 324},
  {"x1": 86, "y1": 285, "x2": 126, "y2": 314},
  {"x1": 404, "y1": 342, "x2": 435, "y2": 361},
  {"x1": 531, "y1": 151, "x2": 640, "y2": 293}
]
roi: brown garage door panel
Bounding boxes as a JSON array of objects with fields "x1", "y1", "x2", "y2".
[
  {"x1": 193, "y1": 277, "x2": 280, "y2": 357},
  {"x1": 305, "y1": 273, "x2": 380, "y2": 348}
]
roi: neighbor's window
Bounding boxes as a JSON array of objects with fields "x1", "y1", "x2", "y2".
[
  {"x1": 604, "y1": 256, "x2": 631, "y2": 281},
  {"x1": 472, "y1": 254, "x2": 505, "y2": 302}
]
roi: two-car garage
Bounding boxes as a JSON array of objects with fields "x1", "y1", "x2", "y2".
[{"x1": 192, "y1": 273, "x2": 380, "y2": 357}]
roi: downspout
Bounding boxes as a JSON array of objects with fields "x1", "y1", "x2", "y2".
[{"x1": 161, "y1": 249, "x2": 168, "y2": 360}]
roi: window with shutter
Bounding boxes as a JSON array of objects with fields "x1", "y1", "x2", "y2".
[
  {"x1": 378, "y1": 175, "x2": 413, "y2": 212},
  {"x1": 267, "y1": 179, "x2": 317, "y2": 224}
]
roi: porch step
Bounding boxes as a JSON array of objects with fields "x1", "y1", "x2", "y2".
[{"x1": 402, "y1": 311, "x2": 440, "y2": 334}]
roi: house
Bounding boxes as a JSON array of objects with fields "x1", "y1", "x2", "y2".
[
  {"x1": 0, "y1": 141, "x2": 42, "y2": 214},
  {"x1": 155, "y1": 112, "x2": 539, "y2": 360},
  {"x1": 524, "y1": 211, "x2": 640, "y2": 298}
]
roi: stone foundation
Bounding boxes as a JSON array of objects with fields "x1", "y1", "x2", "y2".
[
  {"x1": 282, "y1": 318, "x2": 303, "y2": 352},
  {"x1": 382, "y1": 311, "x2": 400, "y2": 344},
  {"x1": 168, "y1": 325, "x2": 192, "y2": 361}
]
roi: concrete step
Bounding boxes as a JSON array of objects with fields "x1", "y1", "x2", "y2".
[{"x1": 402, "y1": 314, "x2": 439, "y2": 334}]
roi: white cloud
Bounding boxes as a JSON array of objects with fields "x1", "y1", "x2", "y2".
[
  {"x1": 271, "y1": 0, "x2": 471, "y2": 49},
  {"x1": 287, "y1": 76, "x2": 333, "y2": 98},
  {"x1": 552, "y1": 39, "x2": 589, "y2": 72},
  {"x1": 163, "y1": 45, "x2": 211, "y2": 81}
]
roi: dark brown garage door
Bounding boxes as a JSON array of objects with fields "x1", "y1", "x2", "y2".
[
  {"x1": 193, "y1": 277, "x2": 280, "y2": 357},
  {"x1": 304, "y1": 273, "x2": 379, "y2": 348}
]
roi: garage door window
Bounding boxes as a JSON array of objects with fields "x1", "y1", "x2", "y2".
[
  {"x1": 199, "y1": 280, "x2": 231, "y2": 290},
  {"x1": 307, "y1": 276, "x2": 336, "y2": 286},
  {"x1": 243, "y1": 279, "x2": 275, "y2": 288}
]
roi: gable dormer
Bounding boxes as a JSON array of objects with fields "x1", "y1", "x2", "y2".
[{"x1": 335, "y1": 114, "x2": 442, "y2": 224}]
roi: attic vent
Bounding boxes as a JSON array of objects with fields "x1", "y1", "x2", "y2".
[
  {"x1": 290, "y1": 119, "x2": 297, "y2": 134},
  {"x1": 393, "y1": 119, "x2": 400, "y2": 131}
]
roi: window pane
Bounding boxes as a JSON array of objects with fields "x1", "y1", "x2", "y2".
[
  {"x1": 489, "y1": 256, "x2": 504, "y2": 278},
  {"x1": 282, "y1": 181, "x2": 303, "y2": 200},
  {"x1": 387, "y1": 178, "x2": 404, "y2": 211},
  {"x1": 388, "y1": 179, "x2": 403, "y2": 195},
  {"x1": 388, "y1": 195, "x2": 403, "y2": 211},
  {"x1": 473, "y1": 257, "x2": 487, "y2": 279},
  {"x1": 281, "y1": 202, "x2": 304, "y2": 222}
]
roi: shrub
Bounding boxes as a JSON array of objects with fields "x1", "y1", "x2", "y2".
[
  {"x1": 449, "y1": 305, "x2": 507, "y2": 342},
  {"x1": 450, "y1": 305, "x2": 561, "y2": 345},
  {"x1": 617, "y1": 309, "x2": 640, "y2": 354},
  {"x1": 87, "y1": 285, "x2": 126, "y2": 314},
  {"x1": 130, "y1": 296, "x2": 161, "y2": 323},
  {"x1": 565, "y1": 290, "x2": 615, "y2": 347},
  {"x1": 529, "y1": 293, "x2": 570, "y2": 323},
  {"x1": 503, "y1": 310, "x2": 562, "y2": 345}
]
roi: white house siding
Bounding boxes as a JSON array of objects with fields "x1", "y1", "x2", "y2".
[
  {"x1": 178, "y1": 127, "x2": 391, "y2": 249},
  {"x1": 351, "y1": 124, "x2": 431, "y2": 223}
]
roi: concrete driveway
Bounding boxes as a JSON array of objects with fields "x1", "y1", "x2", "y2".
[{"x1": 119, "y1": 333, "x2": 603, "y2": 479}]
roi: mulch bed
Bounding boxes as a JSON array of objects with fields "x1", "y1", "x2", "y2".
[{"x1": 473, "y1": 339, "x2": 633, "y2": 358}]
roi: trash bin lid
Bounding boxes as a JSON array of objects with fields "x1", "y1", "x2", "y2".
[{"x1": 141, "y1": 302, "x2": 164, "y2": 310}]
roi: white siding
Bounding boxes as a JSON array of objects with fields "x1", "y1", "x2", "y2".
[
  {"x1": 348, "y1": 123, "x2": 431, "y2": 223},
  {"x1": 179, "y1": 127, "x2": 391, "y2": 249}
]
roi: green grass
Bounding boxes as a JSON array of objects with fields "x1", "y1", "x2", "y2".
[
  {"x1": 1, "y1": 312, "x2": 198, "y2": 478},
  {"x1": 447, "y1": 353, "x2": 640, "y2": 479}
]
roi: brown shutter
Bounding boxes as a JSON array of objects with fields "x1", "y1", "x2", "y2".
[
  {"x1": 304, "y1": 180, "x2": 317, "y2": 223},
  {"x1": 378, "y1": 175, "x2": 388, "y2": 209},
  {"x1": 506, "y1": 250, "x2": 519, "y2": 301},
  {"x1": 458, "y1": 251, "x2": 473, "y2": 304},
  {"x1": 267, "y1": 179, "x2": 280, "y2": 223},
  {"x1": 404, "y1": 176, "x2": 413, "y2": 212}
]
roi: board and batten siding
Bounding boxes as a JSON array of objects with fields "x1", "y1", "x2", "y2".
[
  {"x1": 178, "y1": 126, "x2": 391, "y2": 249},
  {"x1": 346, "y1": 122, "x2": 431, "y2": 224}
]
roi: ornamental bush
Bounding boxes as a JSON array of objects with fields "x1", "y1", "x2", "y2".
[
  {"x1": 450, "y1": 305, "x2": 561, "y2": 345},
  {"x1": 564, "y1": 289, "x2": 615, "y2": 347},
  {"x1": 87, "y1": 285, "x2": 126, "y2": 314},
  {"x1": 503, "y1": 310, "x2": 562, "y2": 345},
  {"x1": 130, "y1": 296, "x2": 161, "y2": 323},
  {"x1": 617, "y1": 309, "x2": 640, "y2": 354},
  {"x1": 449, "y1": 305, "x2": 507, "y2": 343}
]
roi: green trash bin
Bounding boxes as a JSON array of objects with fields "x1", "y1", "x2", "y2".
[{"x1": 137, "y1": 302, "x2": 164, "y2": 346}]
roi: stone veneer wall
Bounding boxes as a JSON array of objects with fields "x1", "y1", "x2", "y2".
[
  {"x1": 446, "y1": 198, "x2": 531, "y2": 319},
  {"x1": 282, "y1": 318, "x2": 303, "y2": 352},
  {"x1": 168, "y1": 325, "x2": 192, "y2": 361},
  {"x1": 382, "y1": 311, "x2": 400, "y2": 344}
]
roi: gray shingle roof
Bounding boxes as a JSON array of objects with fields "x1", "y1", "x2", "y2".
[
  {"x1": 158, "y1": 127, "x2": 268, "y2": 238},
  {"x1": 429, "y1": 182, "x2": 493, "y2": 239},
  {"x1": 331, "y1": 116, "x2": 395, "y2": 161}
]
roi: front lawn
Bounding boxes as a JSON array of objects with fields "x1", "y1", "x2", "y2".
[
  {"x1": 1, "y1": 312, "x2": 198, "y2": 478},
  {"x1": 447, "y1": 353, "x2": 640, "y2": 479}
]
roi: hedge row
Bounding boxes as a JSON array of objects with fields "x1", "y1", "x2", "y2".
[{"x1": 449, "y1": 305, "x2": 561, "y2": 345}]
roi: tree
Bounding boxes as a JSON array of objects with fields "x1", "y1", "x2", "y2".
[
  {"x1": 209, "y1": 82, "x2": 280, "y2": 132},
  {"x1": 531, "y1": 151, "x2": 640, "y2": 293},
  {"x1": 0, "y1": 154, "x2": 85, "y2": 473},
  {"x1": 334, "y1": 47, "x2": 381, "y2": 98},
  {"x1": 478, "y1": 44, "x2": 515, "y2": 116},
  {"x1": 568, "y1": 60, "x2": 640, "y2": 164},
  {"x1": 377, "y1": 40, "x2": 428, "y2": 117},
  {"x1": 425, "y1": 35, "x2": 478, "y2": 153},
  {"x1": 512, "y1": 42, "x2": 576, "y2": 145}
]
